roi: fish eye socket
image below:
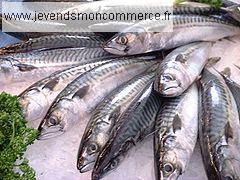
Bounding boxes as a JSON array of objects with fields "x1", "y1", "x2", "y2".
[
  {"x1": 88, "y1": 143, "x2": 98, "y2": 153},
  {"x1": 224, "y1": 176, "x2": 233, "y2": 180},
  {"x1": 49, "y1": 116, "x2": 58, "y2": 125},
  {"x1": 110, "y1": 159, "x2": 118, "y2": 169},
  {"x1": 163, "y1": 163, "x2": 174, "y2": 174},
  {"x1": 117, "y1": 36, "x2": 128, "y2": 45},
  {"x1": 163, "y1": 74, "x2": 176, "y2": 81}
]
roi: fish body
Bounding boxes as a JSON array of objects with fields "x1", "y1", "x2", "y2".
[
  {"x1": 0, "y1": 34, "x2": 105, "y2": 54},
  {"x1": 0, "y1": 47, "x2": 113, "y2": 84},
  {"x1": 77, "y1": 70, "x2": 156, "y2": 173},
  {"x1": 18, "y1": 59, "x2": 112, "y2": 121},
  {"x1": 37, "y1": 57, "x2": 158, "y2": 140},
  {"x1": 221, "y1": 73, "x2": 240, "y2": 121},
  {"x1": 154, "y1": 42, "x2": 212, "y2": 97},
  {"x1": 198, "y1": 68, "x2": 240, "y2": 180},
  {"x1": 104, "y1": 15, "x2": 240, "y2": 55},
  {"x1": 154, "y1": 83, "x2": 198, "y2": 180},
  {"x1": 92, "y1": 89, "x2": 162, "y2": 180}
]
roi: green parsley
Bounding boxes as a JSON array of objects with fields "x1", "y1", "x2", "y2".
[{"x1": 0, "y1": 92, "x2": 37, "y2": 180}]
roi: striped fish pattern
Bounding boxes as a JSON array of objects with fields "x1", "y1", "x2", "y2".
[
  {"x1": 77, "y1": 70, "x2": 156, "y2": 173},
  {"x1": 198, "y1": 68, "x2": 240, "y2": 180},
  {"x1": 37, "y1": 58, "x2": 158, "y2": 140},
  {"x1": 92, "y1": 89, "x2": 162, "y2": 180}
]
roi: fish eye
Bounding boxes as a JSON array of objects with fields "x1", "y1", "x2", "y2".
[
  {"x1": 163, "y1": 74, "x2": 176, "y2": 81},
  {"x1": 117, "y1": 36, "x2": 128, "y2": 45},
  {"x1": 224, "y1": 176, "x2": 233, "y2": 180},
  {"x1": 163, "y1": 163, "x2": 174, "y2": 174},
  {"x1": 110, "y1": 159, "x2": 118, "y2": 169},
  {"x1": 87, "y1": 142, "x2": 98, "y2": 154},
  {"x1": 48, "y1": 116, "x2": 59, "y2": 126}
]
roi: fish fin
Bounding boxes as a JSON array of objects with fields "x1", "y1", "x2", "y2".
[
  {"x1": 43, "y1": 77, "x2": 60, "y2": 91},
  {"x1": 222, "y1": 36, "x2": 237, "y2": 43},
  {"x1": 221, "y1": 67, "x2": 231, "y2": 78},
  {"x1": 225, "y1": 121, "x2": 233, "y2": 143},
  {"x1": 234, "y1": 64, "x2": 240, "y2": 71},
  {"x1": 205, "y1": 57, "x2": 221, "y2": 68},
  {"x1": 16, "y1": 64, "x2": 37, "y2": 72},
  {"x1": 73, "y1": 85, "x2": 89, "y2": 98},
  {"x1": 175, "y1": 54, "x2": 187, "y2": 63},
  {"x1": 109, "y1": 106, "x2": 121, "y2": 122},
  {"x1": 172, "y1": 114, "x2": 182, "y2": 133}
]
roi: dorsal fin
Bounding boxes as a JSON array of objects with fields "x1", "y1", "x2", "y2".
[
  {"x1": 225, "y1": 121, "x2": 233, "y2": 143},
  {"x1": 43, "y1": 77, "x2": 60, "y2": 90},
  {"x1": 205, "y1": 57, "x2": 221, "y2": 68},
  {"x1": 109, "y1": 106, "x2": 121, "y2": 122},
  {"x1": 73, "y1": 85, "x2": 89, "y2": 98},
  {"x1": 175, "y1": 54, "x2": 187, "y2": 63},
  {"x1": 16, "y1": 64, "x2": 37, "y2": 72},
  {"x1": 221, "y1": 67, "x2": 231, "y2": 78},
  {"x1": 173, "y1": 114, "x2": 182, "y2": 133}
]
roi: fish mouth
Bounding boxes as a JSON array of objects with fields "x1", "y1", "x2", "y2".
[
  {"x1": 37, "y1": 124, "x2": 64, "y2": 140},
  {"x1": 92, "y1": 171, "x2": 103, "y2": 180},
  {"x1": 78, "y1": 161, "x2": 95, "y2": 173},
  {"x1": 103, "y1": 46, "x2": 127, "y2": 56}
]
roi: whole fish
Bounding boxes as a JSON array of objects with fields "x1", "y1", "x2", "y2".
[
  {"x1": 18, "y1": 59, "x2": 112, "y2": 121},
  {"x1": 77, "y1": 70, "x2": 156, "y2": 173},
  {"x1": 92, "y1": 89, "x2": 162, "y2": 180},
  {"x1": 154, "y1": 42, "x2": 212, "y2": 97},
  {"x1": 37, "y1": 57, "x2": 158, "y2": 140},
  {"x1": 104, "y1": 15, "x2": 240, "y2": 55},
  {"x1": 0, "y1": 47, "x2": 113, "y2": 84},
  {"x1": 0, "y1": 33, "x2": 105, "y2": 55},
  {"x1": 154, "y1": 84, "x2": 198, "y2": 180},
  {"x1": 198, "y1": 68, "x2": 240, "y2": 180}
]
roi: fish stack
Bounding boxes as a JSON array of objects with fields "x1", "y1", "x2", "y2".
[{"x1": 1, "y1": 0, "x2": 240, "y2": 180}]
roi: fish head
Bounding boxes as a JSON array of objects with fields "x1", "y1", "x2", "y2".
[
  {"x1": 159, "y1": 151, "x2": 183, "y2": 180},
  {"x1": 77, "y1": 109, "x2": 122, "y2": 173},
  {"x1": 37, "y1": 99, "x2": 78, "y2": 140},
  {"x1": 103, "y1": 28, "x2": 149, "y2": 55},
  {"x1": 19, "y1": 89, "x2": 49, "y2": 121},
  {"x1": 92, "y1": 137, "x2": 132, "y2": 180},
  {"x1": 77, "y1": 137, "x2": 101, "y2": 173},
  {"x1": 221, "y1": 155, "x2": 240, "y2": 180},
  {"x1": 155, "y1": 67, "x2": 189, "y2": 97}
]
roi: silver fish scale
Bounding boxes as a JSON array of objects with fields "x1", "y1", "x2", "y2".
[
  {"x1": 173, "y1": 15, "x2": 240, "y2": 28},
  {"x1": 53, "y1": 59, "x2": 154, "y2": 103},
  {"x1": 3, "y1": 48, "x2": 113, "y2": 65},
  {"x1": 90, "y1": 72, "x2": 155, "y2": 126},
  {"x1": 155, "y1": 97, "x2": 182, "y2": 131},
  {"x1": 0, "y1": 34, "x2": 105, "y2": 54},
  {"x1": 199, "y1": 69, "x2": 240, "y2": 179},
  {"x1": 19, "y1": 59, "x2": 111, "y2": 94},
  {"x1": 114, "y1": 90, "x2": 162, "y2": 144},
  {"x1": 200, "y1": 73, "x2": 231, "y2": 148}
]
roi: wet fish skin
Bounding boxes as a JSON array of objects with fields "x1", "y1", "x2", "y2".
[
  {"x1": 77, "y1": 70, "x2": 156, "y2": 173},
  {"x1": 154, "y1": 83, "x2": 198, "y2": 180},
  {"x1": 0, "y1": 47, "x2": 114, "y2": 84},
  {"x1": 37, "y1": 57, "x2": 158, "y2": 140},
  {"x1": 18, "y1": 59, "x2": 112, "y2": 121},
  {"x1": 0, "y1": 33, "x2": 105, "y2": 55},
  {"x1": 104, "y1": 15, "x2": 240, "y2": 55},
  {"x1": 220, "y1": 72, "x2": 240, "y2": 121},
  {"x1": 92, "y1": 89, "x2": 162, "y2": 180},
  {"x1": 198, "y1": 68, "x2": 240, "y2": 180},
  {"x1": 154, "y1": 42, "x2": 212, "y2": 97},
  {"x1": 0, "y1": 57, "x2": 66, "y2": 85}
]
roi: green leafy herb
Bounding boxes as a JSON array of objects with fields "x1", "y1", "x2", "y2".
[{"x1": 0, "y1": 92, "x2": 37, "y2": 180}]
